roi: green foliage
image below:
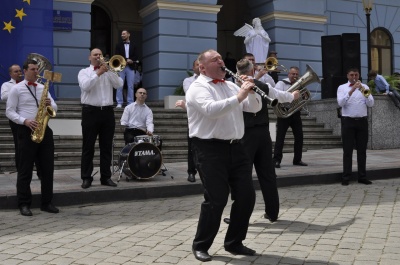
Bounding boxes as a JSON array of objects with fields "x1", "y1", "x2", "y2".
[
  {"x1": 174, "y1": 71, "x2": 194, "y2": 96},
  {"x1": 367, "y1": 74, "x2": 400, "y2": 94}
]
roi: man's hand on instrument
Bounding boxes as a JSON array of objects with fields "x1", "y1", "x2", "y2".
[
  {"x1": 24, "y1": 119, "x2": 38, "y2": 131},
  {"x1": 292, "y1": 90, "x2": 300, "y2": 100},
  {"x1": 237, "y1": 81, "x2": 255, "y2": 102},
  {"x1": 97, "y1": 64, "x2": 108, "y2": 76},
  {"x1": 146, "y1": 130, "x2": 153, "y2": 136},
  {"x1": 240, "y1": 75, "x2": 254, "y2": 83}
]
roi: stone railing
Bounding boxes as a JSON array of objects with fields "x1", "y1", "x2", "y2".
[{"x1": 307, "y1": 95, "x2": 400, "y2": 149}]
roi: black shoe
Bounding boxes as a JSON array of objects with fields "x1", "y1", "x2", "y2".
[
  {"x1": 41, "y1": 203, "x2": 59, "y2": 213},
  {"x1": 223, "y1": 217, "x2": 230, "y2": 224},
  {"x1": 293, "y1": 161, "x2": 308, "y2": 166},
  {"x1": 342, "y1": 180, "x2": 349, "y2": 186},
  {"x1": 19, "y1": 205, "x2": 32, "y2": 216},
  {"x1": 81, "y1": 179, "x2": 92, "y2": 189},
  {"x1": 192, "y1": 249, "x2": 212, "y2": 262},
  {"x1": 264, "y1": 213, "x2": 277, "y2": 223},
  {"x1": 225, "y1": 245, "x2": 256, "y2": 256},
  {"x1": 101, "y1": 178, "x2": 117, "y2": 187},
  {"x1": 274, "y1": 160, "x2": 281, "y2": 168},
  {"x1": 187, "y1": 173, "x2": 196, "y2": 183},
  {"x1": 358, "y1": 179, "x2": 372, "y2": 185}
]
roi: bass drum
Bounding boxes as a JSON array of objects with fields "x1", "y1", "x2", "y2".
[{"x1": 119, "y1": 143, "x2": 162, "y2": 179}]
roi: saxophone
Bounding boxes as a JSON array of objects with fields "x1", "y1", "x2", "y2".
[
  {"x1": 31, "y1": 74, "x2": 56, "y2": 143},
  {"x1": 27, "y1": 53, "x2": 61, "y2": 143}
]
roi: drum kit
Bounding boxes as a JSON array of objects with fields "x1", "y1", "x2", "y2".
[{"x1": 116, "y1": 135, "x2": 167, "y2": 181}]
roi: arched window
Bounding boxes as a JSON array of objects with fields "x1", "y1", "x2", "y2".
[{"x1": 371, "y1": 28, "x2": 393, "y2": 75}]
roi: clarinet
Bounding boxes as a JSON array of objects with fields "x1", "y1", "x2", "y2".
[{"x1": 221, "y1": 66, "x2": 278, "y2": 107}]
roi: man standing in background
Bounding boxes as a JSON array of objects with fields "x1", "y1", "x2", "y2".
[{"x1": 115, "y1": 30, "x2": 138, "y2": 108}]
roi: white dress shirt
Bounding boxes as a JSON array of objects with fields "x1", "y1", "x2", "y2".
[
  {"x1": 120, "y1": 102, "x2": 154, "y2": 133},
  {"x1": 337, "y1": 82, "x2": 374, "y2": 117},
  {"x1": 274, "y1": 78, "x2": 291, "y2": 92},
  {"x1": 1, "y1": 79, "x2": 17, "y2": 101},
  {"x1": 124, "y1": 43, "x2": 130, "y2": 58},
  {"x1": 186, "y1": 74, "x2": 262, "y2": 140},
  {"x1": 6, "y1": 80, "x2": 57, "y2": 125},
  {"x1": 257, "y1": 71, "x2": 276, "y2": 87},
  {"x1": 78, "y1": 65, "x2": 123, "y2": 106},
  {"x1": 183, "y1": 74, "x2": 198, "y2": 93}
]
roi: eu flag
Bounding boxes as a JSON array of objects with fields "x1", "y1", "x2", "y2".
[{"x1": 0, "y1": 0, "x2": 55, "y2": 98}]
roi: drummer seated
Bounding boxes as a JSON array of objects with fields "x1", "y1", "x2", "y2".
[{"x1": 120, "y1": 88, "x2": 162, "y2": 149}]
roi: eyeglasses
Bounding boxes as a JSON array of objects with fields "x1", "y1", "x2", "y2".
[{"x1": 137, "y1": 92, "x2": 147, "y2": 95}]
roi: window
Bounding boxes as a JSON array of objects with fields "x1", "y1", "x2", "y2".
[{"x1": 371, "y1": 28, "x2": 393, "y2": 75}]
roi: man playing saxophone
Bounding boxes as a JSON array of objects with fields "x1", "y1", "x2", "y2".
[{"x1": 6, "y1": 58, "x2": 59, "y2": 216}]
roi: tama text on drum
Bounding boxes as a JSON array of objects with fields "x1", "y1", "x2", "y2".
[{"x1": 134, "y1": 149, "x2": 157, "y2": 156}]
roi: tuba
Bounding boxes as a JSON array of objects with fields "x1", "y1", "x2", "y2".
[
  {"x1": 99, "y1": 55, "x2": 126, "y2": 75},
  {"x1": 27, "y1": 53, "x2": 61, "y2": 143},
  {"x1": 273, "y1": 64, "x2": 320, "y2": 118},
  {"x1": 27, "y1": 53, "x2": 52, "y2": 83}
]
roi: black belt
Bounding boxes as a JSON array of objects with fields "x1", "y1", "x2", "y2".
[
  {"x1": 125, "y1": 128, "x2": 145, "y2": 132},
  {"x1": 82, "y1": 104, "x2": 113, "y2": 110},
  {"x1": 192, "y1": 137, "x2": 241, "y2": 144},
  {"x1": 342, "y1": 116, "x2": 367, "y2": 120}
]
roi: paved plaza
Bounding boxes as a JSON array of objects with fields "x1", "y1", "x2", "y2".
[{"x1": 0, "y1": 177, "x2": 399, "y2": 265}]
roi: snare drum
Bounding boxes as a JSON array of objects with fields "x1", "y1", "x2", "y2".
[
  {"x1": 119, "y1": 142, "x2": 162, "y2": 179},
  {"x1": 134, "y1": 135, "x2": 161, "y2": 147}
]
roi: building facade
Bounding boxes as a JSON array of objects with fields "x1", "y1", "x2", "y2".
[{"x1": 52, "y1": 0, "x2": 400, "y2": 100}]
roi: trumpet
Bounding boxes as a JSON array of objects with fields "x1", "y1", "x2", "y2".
[
  {"x1": 221, "y1": 66, "x2": 278, "y2": 107},
  {"x1": 353, "y1": 80, "x2": 371, "y2": 97}
]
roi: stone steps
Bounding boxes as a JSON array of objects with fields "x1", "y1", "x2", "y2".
[{"x1": 0, "y1": 101, "x2": 342, "y2": 172}]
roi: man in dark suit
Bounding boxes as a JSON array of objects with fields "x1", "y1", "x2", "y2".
[{"x1": 114, "y1": 30, "x2": 138, "y2": 108}]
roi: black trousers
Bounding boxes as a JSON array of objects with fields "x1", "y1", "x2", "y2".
[
  {"x1": 273, "y1": 111, "x2": 303, "y2": 163},
  {"x1": 9, "y1": 119, "x2": 42, "y2": 176},
  {"x1": 191, "y1": 138, "x2": 255, "y2": 251},
  {"x1": 386, "y1": 87, "x2": 400, "y2": 108},
  {"x1": 81, "y1": 106, "x2": 115, "y2": 181},
  {"x1": 17, "y1": 125, "x2": 54, "y2": 207},
  {"x1": 242, "y1": 125, "x2": 279, "y2": 220},
  {"x1": 341, "y1": 117, "x2": 368, "y2": 181},
  {"x1": 186, "y1": 129, "x2": 197, "y2": 175}
]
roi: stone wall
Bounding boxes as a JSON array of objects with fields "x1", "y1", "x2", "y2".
[{"x1": 308, "y1": 96, "x2": 400, "y2": 150}]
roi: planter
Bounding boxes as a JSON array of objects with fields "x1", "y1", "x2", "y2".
[{"x1": 164, "y1": 95, "x2": 185, "y2": 109}]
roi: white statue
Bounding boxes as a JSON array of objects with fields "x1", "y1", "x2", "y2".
[{"x1": 234, "y1": 18, "x2": 271, "y2": 64}]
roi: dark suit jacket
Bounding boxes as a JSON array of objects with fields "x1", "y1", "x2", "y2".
[{"x1": 115, "y1": 42, "x2": 138, "y2": 70}]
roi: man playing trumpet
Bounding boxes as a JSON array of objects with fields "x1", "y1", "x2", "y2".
[{"x1": 337, "y1": 68, "x2": 374, "y2": 186}]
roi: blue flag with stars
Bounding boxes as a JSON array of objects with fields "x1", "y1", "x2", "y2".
[{"x1": 0, "y1": 0, "x2": 56, "y2": 99}]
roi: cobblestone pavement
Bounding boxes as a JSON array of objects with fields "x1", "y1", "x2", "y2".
[{"x1": 0, "y1": 178, "x2": 399, "y2": 265}]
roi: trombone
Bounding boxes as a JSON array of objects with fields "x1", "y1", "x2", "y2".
[
  {"x1": 98, "y1": 55, "x2": 127, "y2": 75},
  {"x1": 264, "y1": 57, "x2": 287, "y2": 72}
]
